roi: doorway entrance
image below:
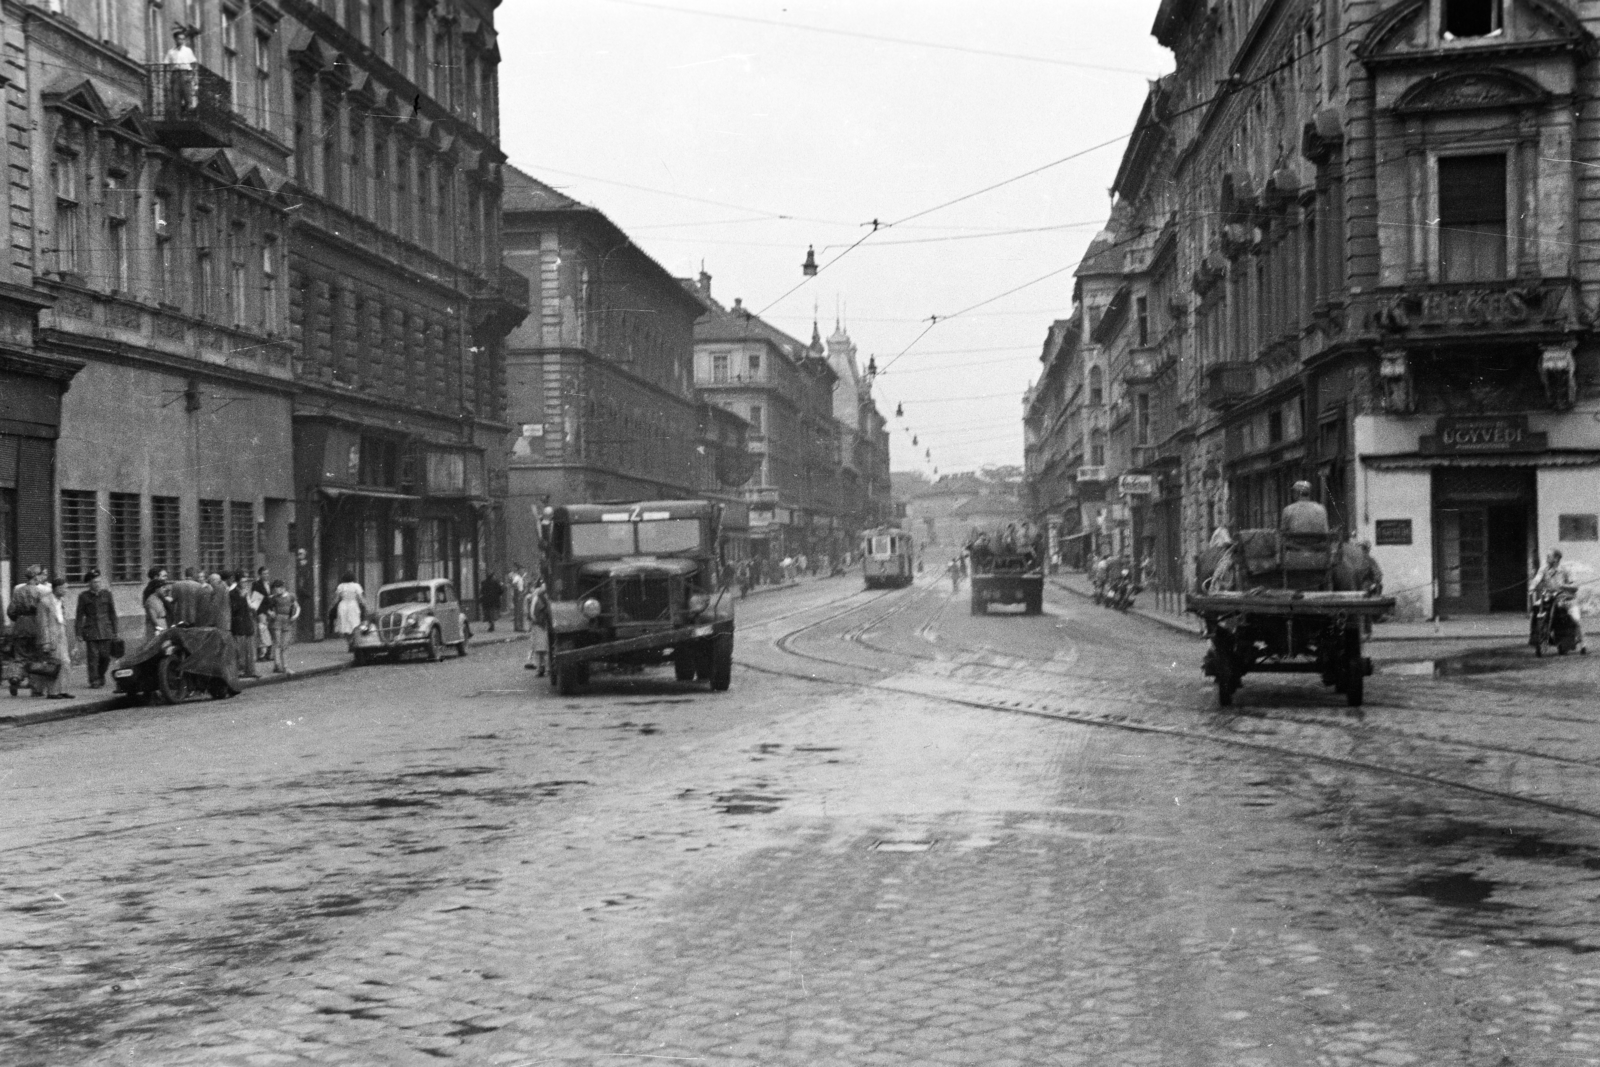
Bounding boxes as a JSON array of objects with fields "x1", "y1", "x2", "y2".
[{"x1": 1432, "y1": 468, "x2": 1534, "y2": 615}]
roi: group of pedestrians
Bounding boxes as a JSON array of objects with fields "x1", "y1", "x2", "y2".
[{"x1": 139, "y1": 566, "x2": 300, "y2": 676}]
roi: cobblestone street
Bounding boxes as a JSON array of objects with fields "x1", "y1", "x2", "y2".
[{"x1": 5, "y1": 579, "x2": 1600, "y2": 1066}]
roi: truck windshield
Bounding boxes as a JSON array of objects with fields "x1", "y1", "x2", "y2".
[
  {"x1": 636, "y1": 519, "x2": 702, "y2": 555},
  {"x1": 566, "y1": 518, "x2": 704, "y2": 558}
]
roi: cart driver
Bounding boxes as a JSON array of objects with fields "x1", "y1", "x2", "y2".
[{"x1": 1280, "y1": 480, "x2": 1330, "y2": 536}]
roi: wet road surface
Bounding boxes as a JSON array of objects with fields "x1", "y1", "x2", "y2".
[{"x1": 4, "y1": 577, "x2": 1600, "y2": 1065}]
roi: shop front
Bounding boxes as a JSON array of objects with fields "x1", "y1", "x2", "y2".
[
  {"x1": 0, "y1": 350, "x2": 82, "y2": 607},
  {"x1": 1357, "y1": 411, "x2": 1600, "y2": 621},
  {"x1": 296, "y1": 419, "x2": 486, "y2": 638}
]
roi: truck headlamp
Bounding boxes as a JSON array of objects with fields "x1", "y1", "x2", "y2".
[
  {"x1": 581, "y1": 597, "x2": 602, "y2": 619},
  {"x1": 687, "y1": 593, "x2": 710, "y2": 613}
]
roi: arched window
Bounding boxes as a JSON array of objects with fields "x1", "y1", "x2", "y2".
[{"x1": 1088, "y1": 365, "x2": 1104, "y2": 407}]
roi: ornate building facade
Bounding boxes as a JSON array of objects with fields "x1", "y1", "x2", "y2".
[
  {"x1": 0, "y1": 0, "x2": 522, "y2": 635},
  {"x1": 1026, "y1": 0, "x2": 1600, "y2": 620}
]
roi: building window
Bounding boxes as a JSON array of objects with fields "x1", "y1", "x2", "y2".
[
  {"x1": 60, "y1": 490, "x2": 98, "y2": 581},
  {"x1": 254, "y1": 32, "x2": 272, "y2": 127},
  {"x1": 389, "y1": 0, "x2": 406, "y2": 69},
  {"x1": 52, "y1": 147, "x2": 82, "y2": 276},
  {"x1": 109, "y1": 492, "x2": 141, "y2": 582},
  {"x1": 153, "y1": 191, "x2": 173, "y2": 302},
  {"x1": 230, "y1": 248, "x2": 247, "y2": 325},
  {"x1": 415, "y1": 155, "x2": 431, "y2": 248},
  {"x1": 348, "y1": 113, "x2": 367, "y2": 216},
  {"x1": 229, "y1": 500, "x2": 255, "y2": 567},
  {"x1": 196, "y1": 243, "x2": 213, "y2": 318},
  {"x1": 373, "y1": 128, "x2": 390, "y2": 230},
  {"x1": 151, "y1": 496, "x2": 180, "y2": 574},
  {"x1": 413, "y1": 13, "x2": 429, "y2": 91},
  {"x1": 261, "y1": 236, "x2": 278, "y2": 330},
  {"x1": 712, "y1": 353, "x2": 730, "y2": 382},
  {"x1": 1438, "y1": 154, "x2": 1507, "y2": 282},
  {"x1": 1088, "y1": 365, "x2": 1103, "y2": 407},
  {"x1": 221, "y1": 7, "x2": 239, "y2": 110},
  {"x1": 1268, "y1": 408, "x2": 1284, "y2": 445},
  {"x1": 293, "y1": 86, "x2": 310, "y2": 183},
  {"x1": 145, "y1": 1, "x2": 164, "y2": 65},
  {"x1": 749, "y1": 405, "x2": 763, "y2": 433},
  {"x1": 1135, "y1": 393, "x2": 1151, "y2": 446},
  {"x1": 748, "y1": 353, "x2": 761, "y2": 377},
  {"x1": 321, "y1": 104, "x2": 340, "y2": 202},
  {"x1": 394, "y1": 144, "x2": 409, "y2": 238},
  {"x1": 1135, "y1": 296, "x2": 1149, "y2": 347},
  {"x1": 1443, "y1": 0, "x2": 1500, "y2": 39},
  {"x1": 199, "y1": 499, "x2": 226, "y2": 574},
  {"x1": 1090, "y1": 430, "x2": 1106, "y2": 467}
]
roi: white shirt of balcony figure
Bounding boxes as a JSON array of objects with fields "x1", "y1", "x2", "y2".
[{"x1": 165, "y1": 30, "x2": 199, "y2": 111}]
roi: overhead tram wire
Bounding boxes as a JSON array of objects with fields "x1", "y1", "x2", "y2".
[{"x1": 593, "y1": 0, "x2": 1164, "y2": 77}]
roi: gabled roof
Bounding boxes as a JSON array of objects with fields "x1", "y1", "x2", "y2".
[{"x1": 503, "y1": 165, "x2": 706, "y2": 316}]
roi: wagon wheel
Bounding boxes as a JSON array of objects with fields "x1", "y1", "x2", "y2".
[{"x1": 1344, "y1": 626, "x2": 1365, "y2": 708}]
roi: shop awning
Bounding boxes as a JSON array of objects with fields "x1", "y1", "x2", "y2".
[
  {"x1": 318, "y1": 487, "x2": 421, "y2": 503},
  {"x1": 1361, "y1": 450, "x2": 1600, "y2": 471}
]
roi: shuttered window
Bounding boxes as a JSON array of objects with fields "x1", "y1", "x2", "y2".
[
  {"x1": 199, "y1": 499, "x2": 226, "y2": 574},
  {"x1": 109, "y1": 493, "x2": 141, "y2": 582},
  {"x1": 60, "y1": 490, "x2": 98, "y2": 582},
  {"x1": 151, "y1": 496, "x2": 180, "y2": 574},
  {"x1": 1438, "y1": 155, "x2": 1507, "y2": 282}
]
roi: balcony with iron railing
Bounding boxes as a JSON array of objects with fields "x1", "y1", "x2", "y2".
[{"x1": 147, "y1": 64, "x2": 233, "y2": 148}]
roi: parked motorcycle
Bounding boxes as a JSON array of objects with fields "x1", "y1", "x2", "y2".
[
  {"x1": 1108, "y1": 567, "x2": 1137, "y2": 612},
  {"x1": 112, "y1": 626, "x2": 239, "y2": 704},
  {"x1": 1531, "y1": 588, "x2": 1583, "y2": 658}
]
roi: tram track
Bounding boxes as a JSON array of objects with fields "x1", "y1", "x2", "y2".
[{"x1": 749, "y1": 580, "x2": 1600, "y2": 824}]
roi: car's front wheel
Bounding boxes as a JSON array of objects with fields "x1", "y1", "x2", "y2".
[{"x1": 425, "y1": 627, "x2": 442, "y2": 662}]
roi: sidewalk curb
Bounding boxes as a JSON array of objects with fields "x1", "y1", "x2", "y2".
[
  {"x1": 1048, "y1": 578, "x2": 1204, "y2": 638},
  {"x1": 1, "y1": 631, "x2": 526, "y2": 729}
]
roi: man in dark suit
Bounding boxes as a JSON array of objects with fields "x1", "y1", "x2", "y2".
[
  {"x1": 74, "y1": 569, "x2": 119, "y2": 689},
  {"x1": 226, "y1": 571, "x2": 260, "y2": 679}
]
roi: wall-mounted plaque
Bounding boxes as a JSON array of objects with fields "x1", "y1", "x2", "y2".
[
  {"x1": 1559, "y1": 514, "x2": 1599, "y2": 542},
  {"x1": 1374, "y1": 519, "x2": 1413, "y2": 546}
]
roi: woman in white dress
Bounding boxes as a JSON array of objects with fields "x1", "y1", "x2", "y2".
[{"x1": 333, "y1": 572, "x2": 365, "y2": 635}]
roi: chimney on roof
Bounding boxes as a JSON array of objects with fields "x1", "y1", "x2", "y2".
[
  {"x1": 698, "y1": 266, "x2": 711, "y2": 297},
  {"x1": 733, "y1": 297, "x2": 743, "y2": 312}
]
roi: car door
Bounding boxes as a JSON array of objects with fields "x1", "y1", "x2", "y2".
[{"x1": 437, "y1": 583, "x2": 462, "y2": 643}]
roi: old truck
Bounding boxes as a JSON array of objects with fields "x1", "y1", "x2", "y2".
[
  {"x1": 967, "y1": 530, "x2": 1044, "y2": 615},
  {"x1": 539, "y1": 500, "x2": 735, "y2": 695}
]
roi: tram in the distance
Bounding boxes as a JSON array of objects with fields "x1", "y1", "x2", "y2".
[{"x1": 862, "y1": 527, "x2": 915, "y2": 589}]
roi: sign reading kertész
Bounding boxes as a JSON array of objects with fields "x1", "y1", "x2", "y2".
[{"x1": 1419, "y1": 415, "x2": 1548, "y2": 454}]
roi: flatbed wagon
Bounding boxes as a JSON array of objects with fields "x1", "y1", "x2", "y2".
[{"x1": 1187, "y1": 589, "x2": 1395, "y2": 708}]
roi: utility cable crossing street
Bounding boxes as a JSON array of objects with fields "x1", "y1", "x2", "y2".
[{"x1": 5, "y1": 577, "x2": 1600, "y2": 1066}]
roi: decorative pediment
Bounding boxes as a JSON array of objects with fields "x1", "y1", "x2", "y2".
[
  {"x1": 109, "y1": 104, "x2": 154, "y2": 143},
  {"x1": 42, "y1": 75, "x2": 111, "y2": 123},
  {"x1": 1392, "y1": 67, "x2": 1549, "y2": 115},
  {"x1": 1360, "y1": 0, "x2": 1597, "y2": 67},
  {"x1": 188, "y1": 148, "x2": 240, "y2": 185},
  {"x1": 235, "y1": 165, "x2": 271, "y2": 193}
]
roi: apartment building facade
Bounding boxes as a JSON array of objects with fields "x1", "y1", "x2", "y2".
[
  {"x1": 1026, "y1": 0, "x2": 1600, "y2": 620},
  {"x1": 0, "y1": 0, "x2": 522, "y2": 634}
]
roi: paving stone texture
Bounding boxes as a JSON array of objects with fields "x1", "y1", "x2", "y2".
[{"x1": 2, "y1": 579, "x2": 1598, "y2": 1066}]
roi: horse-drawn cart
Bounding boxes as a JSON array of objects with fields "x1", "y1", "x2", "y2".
[{"x1": 1188, "y1": 530, "x2": 1393, "y2": 709}]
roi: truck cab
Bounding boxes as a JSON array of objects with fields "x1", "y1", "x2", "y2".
[{"x1": 539, "y1": 500, "x2": 736, "y2": 694}]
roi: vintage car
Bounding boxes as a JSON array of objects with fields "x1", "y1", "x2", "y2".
[{"x1": 349, "y1": 578, "x2": 469, "y2": 665}]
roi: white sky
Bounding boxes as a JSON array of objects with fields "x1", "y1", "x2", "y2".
[{"x1": 497, "y1": 1, "x2": 1172, "y2": 475}]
